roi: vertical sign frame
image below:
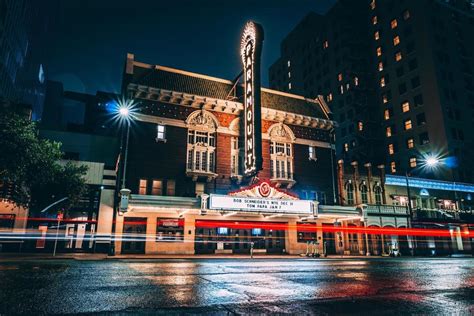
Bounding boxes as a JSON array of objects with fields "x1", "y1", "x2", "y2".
[{"x1": 240, "y1": 21, "x2": 264, "y2": 177}]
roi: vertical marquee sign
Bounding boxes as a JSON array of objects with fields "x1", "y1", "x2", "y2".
[{"x1": 241, "y1": 21, "x2": 264, "y2": 177}]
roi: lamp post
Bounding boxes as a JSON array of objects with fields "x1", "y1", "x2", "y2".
[{"x1": 109, "y1": 99, "x2": 135, "y2": 256}]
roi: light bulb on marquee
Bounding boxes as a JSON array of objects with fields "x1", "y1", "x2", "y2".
[{"x1": 240, "y1": 21, "x2": 264, "y2": 177}]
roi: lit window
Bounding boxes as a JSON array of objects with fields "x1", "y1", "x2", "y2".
[
  {"x1": 187, "y1": 112, "x2": 216, "y2": 174},
  {"x1": 388, "y1": 143, "x2": 394, "y2": 155},
  {"x1": 344, "y1": 143, "x2": 349, "y2": 152},
  {"x1": 372, "y1": 16, "x2": 378, "y2": 25},
  {"x1": 403, "y1": 10, "x2": 410, "y2": 20},
  {"x1": 230, "y1": 137, "x2": 240, "y2": 176},
  {"x1": 327, "y1": 93, "x2": 333, "y2": 102},
  {"x1": 404, "y1": 119, "x2": 412, "y2": 130},
  {"x1": 380, "y1": 77, "x2": 386, "y2": 87},
  {"x1": 386, "y1": 126, "x2": 392, "y2": 137},
  {"x1": 393, "y1": 36, "x2": 400, "y2": 46},
  {"x1": 308, "y1": 146, "x2": 317, "y2": 161},
  {"x1": 390, "y1": 161, "x2": 397, "y2": 173},
  {"x1": 376, "y1": 47, "x2": 382, "y2": 56},
  {"x1": 407, "y1": 138, "x2": 414, "y2": 148},
  {"x1": 139, "y1": 179, "x2": 147, "y2": 195},
  {"x1": 384, "y1": 109, "x2": 391, "y2": 120},
  {"x1": 323, "y1": 40, "x2": 329, "y2": 49},
  {"x1": 402, "y1": 101, "x2": 410, "y2": 112},
  {"x1": 370, "y1": 0, "x2": 376, "y2": 10},
  {"x1": 156, "y1": 124, "x2": 166, "y2": 142},
  {"x1": 288, "y1": 82, "x2": 292, "y2": 90},
  {"x1": 358, "y1": 121, "x2": 364, "y2": 131},
  {"x1": 167, "y1": 180, "x2": 176, "y2": 196},
  {"x1": 354, "y1": 77, "x2": 359, "y2": 86},
  {"x1": 287, "y1": 60, "x2": 291, "y2": 67},
  {"x1": 151, "y1": 180, "x2": 163, "y2": 195},
  {"x1": 383, "y1": 94, "x2": 388, "y2": 104},
  {"x1": 395, "y1": 51, "x2": 403, "y2": 61},
  {"x1": 409, "y1": 157, "x2": 417, "y2": 168},
  {"x1": 269, "y1": 129, "x2": 294, "y2": 180},
  {"x1": 391, "y1": 19, "x2": 398, "y2": 29},
  {"x1": 338, "y1": 73, "x2": 343, "y2": 81},
  {"x1": 288, "y1": 72, "x2": 291, "y2": 78},
  {"x1": 378, "y1": 61, "x2": 384, "y2": 71},
  {"x1": 374, "y1": 31, "x2": 380, "y2": 40},
  {"x1": 340, "y1": 85, "x2": 344, "y2": 94}
]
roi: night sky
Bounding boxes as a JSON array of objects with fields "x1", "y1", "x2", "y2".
[{"x1": 45, "y1": 0, "x2": 336, "y2": 95}]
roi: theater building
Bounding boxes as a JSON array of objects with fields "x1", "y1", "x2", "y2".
[
  {"x1": 111, "y1": 51, "x2": 343, "y2": 255},
  {"x1": 100, "y1": 22, "x2": 426, "y2": 256}
]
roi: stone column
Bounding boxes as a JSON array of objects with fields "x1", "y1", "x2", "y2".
[
  {"x1": 364, "y1": 163, "x2": 373, "y2": 204},
  {"x1": 351, "y1": 161, "x2": 360, "y2": 205},
  {"x1": 337, "y1": 160, "x2": 345, "y2": 205},
  {"x1": 377, "y1": 164, "x2": 387, "y2": 204}
]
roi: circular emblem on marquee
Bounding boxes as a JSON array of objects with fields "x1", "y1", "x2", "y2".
[{"x1": 258, "y1": 182, "x2": 271, "y2": 197}]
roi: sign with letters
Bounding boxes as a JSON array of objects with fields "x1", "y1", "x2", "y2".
[
  {"x1": 240, "y1": 21, "x2": 264, "y2": 177},
  {"x1": 209, "y1": 194, "x2": 313, "y2": 215}
]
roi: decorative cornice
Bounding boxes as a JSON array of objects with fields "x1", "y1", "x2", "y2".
[{"x1": 128, "y1": 84, "x2": 336, "y2": 130}]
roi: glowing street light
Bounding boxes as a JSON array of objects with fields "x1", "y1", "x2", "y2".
[
  {"x1": 119, "y1": 107, "x2": 129, "y2": 117},
  {"x1": 425, "y1": 156, "x2": 440, "y2": 167}
]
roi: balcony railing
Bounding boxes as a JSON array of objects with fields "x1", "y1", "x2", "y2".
[
  {"x1": 366, "y1": 204, "x2": 409, "y2": 216},
  {"x1": 270, "y1": 172, "x2": 296, "y2": 188},
  {"x1": 185, "y1": 163, "x2": 217, "y2": 182}
]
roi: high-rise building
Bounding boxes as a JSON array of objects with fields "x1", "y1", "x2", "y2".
[
  {"x1": 269, "y1": 0, "x2": 474, "y2": 183},
  {"x1": 0, "y1": 0, "x2": 56, "y2": 120}
]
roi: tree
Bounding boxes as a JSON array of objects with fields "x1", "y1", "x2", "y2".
[{"x1": 0, "y1": 107, "x2": 87, "y2": 214}]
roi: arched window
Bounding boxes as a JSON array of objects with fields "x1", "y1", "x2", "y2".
[
  {"x1": 186, "y1": 110, "x2": 218, "y2": 175},
  {"x1": 268, "y1": 123, "x2": 295, "y2": 180},
  {"x1": 360, "y1": 183, "x2": 368, "y2": 204},
  {"x1": 374, "y1": 183, "x2": 383, "y2": 205},
  {"x1": 346, "y1": 181, "x2": 355, "y2": 205}
]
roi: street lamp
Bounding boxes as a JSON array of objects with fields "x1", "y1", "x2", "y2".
[{"x1": 109, "y1": 98, "x2": 137, "y2": 256}]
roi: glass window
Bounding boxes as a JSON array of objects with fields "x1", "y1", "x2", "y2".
[
  {"x1": 386, "y1": 126, "x2": 392, "y2": 137},
  {"x1": 167, "y1": 180, "x2": 176, "y2": 196},
  {"x1": 370, "y1": 0, "x2": 376, "y2": 10},
  {"x1": 308, "y1": 146, "x2": 317, "y2": 160},
  {"x1": 403, "y1": 10, "x2": 410, "y2": 20},
  {"x1": 414, "y1": 94, "x2": 423, "y2": 106},
  {"x1": 404, "y1": 119, "x2": 413, "y2": 130},
  {"x1": 391, "y1": 19, "x2": 398, "y2": 29},
  {"x1": 358, "y1": 121, "x2": 364, "y2": 131},
  {"x1": 344, "y1": 143, "x2": 349, "y2": 152},
  {"x1": 151, "y1": 180, "x2": 163, "y2": 195},
  {"x1": 409, "y1": 157, "x2": 417, "y2": 168},
  {"x1": 378, "y1": 61, "x2": 384, "y2": 71},
  {"x1": 388, "y1": 143, "x2": 395, "y2": 155},
  {"x1": 187, "y1": 129, "x2": 216, "y2": 173},
  {"x1": 376, "y1": 47, "x2": 382, "y2": 56},
  {"x1": 419, "y1": 132, "x2": 430, "y2": 145},
  {"x1": 417, "y1": 113, "x2": 426, "y2": 125},
  {"x1": 374, "y1": 31, "x2": 380, "y2": 40},
  {"x1": 402, "y1": 101, "x2": 410, "y2": 112},
  {"x1": 395, "y1": 51, "x2": 403, "y2": 61},
  {"x1": 372, "y1": 16, "x2": 378, "y2": 25},
  {"x1": 323, "y1": 40, "x2": 329, "y2": 49},
  {"x1": 156, "y1": 219, "x2": 184, "y2": 242},
  {"x1": 390, "y1": 161, "x2": 397, "y2": 173},
  {"x1": 139, "y1": 179, "x2": 147, "y2": 195},
  {"x1": 361, "y1": 185, "x2": 368, "y2": 204},
  {"x1": 393, "y1": 36, "x2": 400, "y2": 46},
  {"x1": 380, "y1": 77, "x2": 386, "y2": 87},
  {"x1": 407, "y1": 138, "x2": 414, "y2": 148},
  {"x1": 384, "y1": 108, "x2": 392, "y2": 120},
  {"x1": 399, "y1": 83, "x2": 407, "y2": 94},
  {"x1": 374, "y1": 186, "x2": 383, "y2": 204},
  {"x1": 156, "y1": 124, "x2": 166, "y2": 141},
  {"x1": 346, "y1": 183, "x2": 354, "y2": 205}
]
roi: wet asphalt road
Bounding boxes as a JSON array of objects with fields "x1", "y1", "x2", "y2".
[{"x1": 0, "y1": 258, "x2": 473, "y2": 315}]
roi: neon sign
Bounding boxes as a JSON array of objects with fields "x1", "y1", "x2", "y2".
[{"x1": 240, "y1": 21, "x2": 264, "y2": 177}]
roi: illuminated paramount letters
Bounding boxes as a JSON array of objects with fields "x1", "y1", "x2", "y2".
[{"x1": 240, "y1": 21, "x2": 264, "y2": 176}]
